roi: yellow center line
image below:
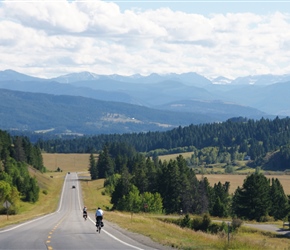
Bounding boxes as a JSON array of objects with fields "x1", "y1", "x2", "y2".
[{"x1": 46, "y1": 215, "x2": 68, "y2": 250}]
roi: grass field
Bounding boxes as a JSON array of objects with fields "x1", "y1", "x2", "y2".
[
  {"x1": 158, "y1": 152, "x2": 194, "y2": 161},
  {"x1": 42, "y1": 153, "x2": 91, "y2": 172},
  {"x1": 197, "y1": 174, "x2": 290, "y2": 195}
]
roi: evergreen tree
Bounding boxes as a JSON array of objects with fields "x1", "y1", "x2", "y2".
[
  {"x1": 211, "y1": 181, "x2": 230, "y2": 217},
  {"x1": 232, "y1": 173, "x2": 270, "y2": 221},
  {"x1": 195, "y1": 177, "x2": 211, "y2": 214},
  {"x1": 12, "y1": 137, "x2": 26, "y2": 162},
  {"x1": 269, "y1": 178, "x2": 289, "y2": 220},
  {"x1": 97, "y1": 146, "x2": 114, "y2": 178},
  {"x1": 89, "y1": 153, "x2": 98, "y2": 180},
  {"x1": 111, "y1": 166, "x2": 132, "y2": 209},
  {"x1": 158, "y1": 160, "x2": 181, "y2": 214}
]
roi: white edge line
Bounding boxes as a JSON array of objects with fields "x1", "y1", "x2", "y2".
[
  {"x1": 77, "y1": 173, "x2": 144, "y2": 250},
  {"x1": 56, "y1": 173, "x2": 68, "y2": 213},
  {"x1": 77, "y1": 173, "x2": 82, "y2": 211},
  {"x1": 87, "y1": 216, "x2": 144, "y2": 250},
  {"x1": 0, "y1": 173, "x2": 68, "y2": 233}
]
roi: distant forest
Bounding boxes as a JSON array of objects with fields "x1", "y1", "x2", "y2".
[
  {"x1": 90, "y1": 143, "x2": 289, "y2": 222},
  {"x1": 38, "y1": 116, "x2": 290, "y2": 171}
]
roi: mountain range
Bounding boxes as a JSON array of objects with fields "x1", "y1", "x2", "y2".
[{"x1": 1, "y1": 69, "x2": 289, "y2": 136}]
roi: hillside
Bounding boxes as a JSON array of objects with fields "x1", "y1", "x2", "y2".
[
  {"x1": 2, "y1": 69, "x2": 290, "y2": 117},
  {"x1": 0, "y1": 88, "x2": 265, "y2": 135}
]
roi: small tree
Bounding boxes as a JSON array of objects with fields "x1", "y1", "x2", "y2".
[{"x1": 89, "y1": 153, "x2": 98, "y2": 180}]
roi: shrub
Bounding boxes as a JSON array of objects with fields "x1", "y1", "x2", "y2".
[
  {"x1": 208, "y1": 223, "x2": 220, "y2": 234},
  {"x1": 192, "y1": 214, "x2": 211, "y2": 232},
  {"x1": 231, "y1": 218, "x2": 243, "y2": 231},
  {"x1": 180, "y1": 214, "x2": 191, "y2": 228},
  {"x1": 192, "y1": 217, "x2": 203, "y2": 231}
]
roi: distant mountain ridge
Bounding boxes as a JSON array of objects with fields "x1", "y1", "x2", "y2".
[
  {"x1": 0, "y1": 69, "x2": 289, "y2": 135},
  {"x1": 2, "y1": 69, "x2": 290, "y2": 86},
  {"x1": 0, "y1": 88, "x2": 249, "y2": 135},
  {"x1": 1, "y1": 69, "x2": 290, "y2": 115}
]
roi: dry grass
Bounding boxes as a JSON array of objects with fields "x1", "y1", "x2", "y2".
[
  {"x1": 42, "y1": 153, "x2": 92, "y2": 172},
  {"x1": 158, "y1": 152, "x2": 194, "y2": 162},
  {"x1": 0, "y1": 169, "x2": 64, "y2": 228},
  {"x1": 79, "y1": 177, "x2": 112, "y2": 212},
  {"x1": 197, "y1": 174, "x2": 290, "y2": 195}
]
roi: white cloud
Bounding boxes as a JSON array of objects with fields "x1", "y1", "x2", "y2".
[
  {"x1": 2, "y1": 0, "x2": 89, "y2": 33},
  {"x1": 0, "y1": 0, "x2": 290, "y2": 79}
]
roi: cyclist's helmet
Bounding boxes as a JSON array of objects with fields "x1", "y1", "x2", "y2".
[{"x1": 98, "y1": 207, "x2": 101, "y2": 209}]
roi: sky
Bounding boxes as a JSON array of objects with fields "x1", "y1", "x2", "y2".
[{"x1": 1, "y1": 0, "x2": 290, "y2": 80}]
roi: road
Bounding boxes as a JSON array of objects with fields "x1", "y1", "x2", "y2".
[
  {"x1": 0, "y1": 173, "x2": 168, "y2": 250},
  {"x1": 213, "y1": 220, "x2": 290, "y2": 237}
]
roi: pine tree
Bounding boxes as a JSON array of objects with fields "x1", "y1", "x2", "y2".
[
  {"x1": 111, "y1": 166, "x2": 131, "y2": 209},
  {"x1": 158, "y1": 160, "x2": 181, "y2": 214},
  {"x1": 89, "y1": 153, "x2": 98, "y2": 180},
  {"x1": 269, "y1": 178, "x2": 289, "y2": 220},
  {"x1": 232, "y1": 173, "x2": 270, "y2": 221},
  {"x1": 97, "y1": 146, "x2": 114, "y2": 178}
]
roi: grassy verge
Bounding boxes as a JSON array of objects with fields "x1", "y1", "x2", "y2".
[
  {"x1": 0, "y1": 170, "x2": 64, "y2": 228},
  {"x1": 79, "y1": 178, "x2": 290, "y2": 250},
  {"x1": 0, "y1": 153, "x2": 88, "y2": 228}
]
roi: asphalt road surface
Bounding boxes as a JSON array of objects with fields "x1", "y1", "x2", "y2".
[{"x1": 0, "y1": 172, "x2": 170, "y2": 250}]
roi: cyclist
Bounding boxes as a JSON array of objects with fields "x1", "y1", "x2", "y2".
[
  {"x1": 95, "y1": 207, "x2": 104, "y2": 229},
  {"x1": 83, "y1": 206, "x2": 87, "y2": 220}
]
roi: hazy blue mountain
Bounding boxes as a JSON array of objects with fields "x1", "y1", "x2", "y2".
[
  {"x1": 51, "y1": 71, "x2": 100, "y2": 83},
  {"x1": 3, "y1": 69, "x2": 290, "y2": 118},
  {"x1": 0, "y1": 80, "x2": 139, "y2": 105},
  {"x1": 231, "y1": 74, "x2": 290, "y2": 85},
  {"x1": 212, "y1": 81, "x2": 290, "y2": 116},
  {"x1": 154, "y1": 99, "x2": 267, "y2": 118},
  {"x1": 0, "y1": 88, "x2": 226, "y2": 134},
  {"x1": 0, "y1": 69, "x2": 46, "y2": 82},
  {"x1": 49, "y1": 78, "x2": 216, "y2": 106},
  {"x1": 211, "y1": 76, "x2": 233, "y2": 85},
  {"x1": 53, "y1": 71, "x2": 212, "y2": 87}
]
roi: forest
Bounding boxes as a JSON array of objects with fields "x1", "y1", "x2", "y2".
[
  {"x1": 90, "y1": 143, "x2": 290, "y2": 222},
  {"x1": 38, "y1": 116, "x2": 290, "y2": 171},
  {"x1": 0, "y1": 130, "x2": 44, "y2": 214}
]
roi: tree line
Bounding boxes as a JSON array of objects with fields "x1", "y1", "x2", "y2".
[
  {"x1": 90, "y1": 143, "x2": 290, "y2": 221},
  {"x1": 38, "y1": 117, "x2": 290, "y2": 171},
  {"x1": 0, "y1": 130, "x2": 44, "y2": 214}
]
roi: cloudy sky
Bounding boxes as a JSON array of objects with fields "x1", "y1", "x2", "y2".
[{"x1": 1, "y1": 0, "x2": 290, "y2": 80}]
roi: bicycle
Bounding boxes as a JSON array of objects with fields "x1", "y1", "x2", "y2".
[
  {"x1": 83, "y1": 212, "x2": 87, "y2": 220},
  {"x1": 96, "y1": 218, "x2": 103, "y2": 233}
]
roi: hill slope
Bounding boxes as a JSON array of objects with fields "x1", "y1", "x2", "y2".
[{"x1": 0, "y1": 88, "x2": 269, "y2": 135}]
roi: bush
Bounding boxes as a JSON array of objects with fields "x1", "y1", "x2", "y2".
[
  {"x1": 220, "y1": 221, "x2": 228, "y2": 232},
  {"x1": 208, "y1": 223, "x2": 220, "y2": 234},
  {"x1": 192, "y1": 214, "x2": 211, "y2": 232},
  {"x1": 258, "y1": 215, "x2": 272, "y2": 222},
  {"x1": 192, "y1": 217, "x2": 203, "y2": 231},
  {"x1": 231, "y1": 218, "x2": 243, "y2": 231},
  {"x1": 180, "y1": 214, "x2": 191, "y2": 228},
  {"x1": 42, "y1": 190, "x2": 48, "y2": 195},
  {"x1": 200, "y1": 213, "x2": 211, "y2": 231}
]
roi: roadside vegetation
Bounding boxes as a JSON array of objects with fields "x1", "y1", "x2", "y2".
[
  {"x1": 1, "y1": 153, "x2": 290, "y2": 249},
  {"x1": 80, "y1": 177, "x2": 290, "y2": 250}
]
